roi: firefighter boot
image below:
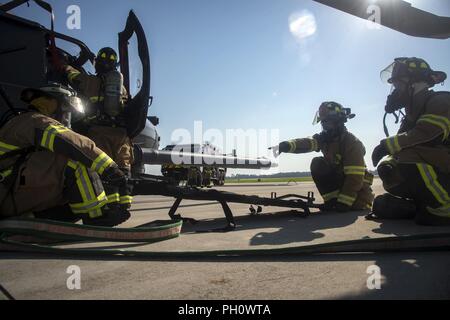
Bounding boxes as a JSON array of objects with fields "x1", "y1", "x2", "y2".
[
  {"x1": 366, "y1": 193, "x2": 416, "y2": 220},
  {"x1": 82, "y1": 203, "x2": 130, "y2": 227}
]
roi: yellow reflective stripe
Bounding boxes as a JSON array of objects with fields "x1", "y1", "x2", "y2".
[
  {"x1": 322, "y1": 190, "x2": 339, "y2": 201},
  {"x1": 81, "y1": 165, "x2": 97, "y2": 206},
  {"x1": 119, "y1": 195, "x2": 133, "y2": 204},
  {"x1": 385, "y1": 136, "x2": 401, "y2": 154},
  {"x1": 69, "y1": 162, "x2": 107, "y2": 214},
  {"x1": 89, "y1": 96, "x2": 105, "y2": 103},
  {"x1": 0, "y1": 141, "x2": 19, "y2": 155},
  {"x1": 67, "y1": 71, "x2": 80, "y2": 82},
  {"x1": 427, "y1": 204, "x2": 450, "y2": 218},
  {"x1": 70, "y1": 191, "x2": 107, "y2": 211},
  {"x1": 344, "y1": 166, "x2": 365, "y2": 170},
  {"x1": 67, "y1": 160, "x2": 77, "y2": 170},
  {"x1": 0, "y1": 169, "x2": 13, "y2": 179},
  {"x1": 344, "y1": 171, "x2": 365, "y2": 176},
  {"x1": 417, "y1": 115, "x2": 450, "y2": 140},
  {"x1": 364, "y1": 177, "x2": 374, "y2": 184},
  {"x1": 287, "y1": 140, "x2": 296, "y2": 153},
  {"x1": 417, "y1": 163, "x2": 450, "y2": 206},
  {"x1": 343, "y1": 166, "x2": 366, "y2": 175},
  {"x1": 40, "y1": 125, "x2": 69, "y2": 152},
  {"x1": 106, "y1": 193, "x2": 120, "y2": 204},
  {"x1": 91, "y1": 153, "x2": 114, "y2": 175},
  {"x1": 419, "y1": 114, "x2": 450, "y2": 128},
  {"x1": 337, "y1": 193, "x2": 356, "y2": 206}
]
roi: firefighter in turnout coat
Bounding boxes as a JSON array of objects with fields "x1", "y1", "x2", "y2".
[
  {"x1": 277, "y1": 102, "x2": 374, "y2": 212},
  {"x1": 64, "y1": 47, "x2": 133, "y2": 210},
  {"x1": 0, "y1": 85, "x2": 130, "y2": 226},
  {"x1": 371, "y1": 57, "x2": 450, "y2": 225}
]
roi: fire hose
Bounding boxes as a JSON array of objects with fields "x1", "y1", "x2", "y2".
[{"x1": 1, "y1": 217, "x2": 449, "y2": 258}]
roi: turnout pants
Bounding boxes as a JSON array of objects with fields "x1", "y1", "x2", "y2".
[
  {"x1": 310, "y1": 157, "x2": 374, "y2": 210},
  {"x1": 87, "y1": 125, "x2": 133, "y2": 209},
  {"x1": 0, "y1": 152, "x2": 108, "y2": 219},
  {"x1": 378, "y1": 160, "x2": 450, "y2": 225}
]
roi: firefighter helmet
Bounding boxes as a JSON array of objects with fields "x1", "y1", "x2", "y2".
[
  {"x1": 312, "y1": 101, "x2": 355, "y2": 125},
  {"x1": 381, "y1": 57, "x2": 447, "y2": 86},
  {"x1": 95, "y1": 47, "x2": 119, "y2": 75},
  {"x1": 21, "y1": 84, "x2": 85, "y2": 125}
]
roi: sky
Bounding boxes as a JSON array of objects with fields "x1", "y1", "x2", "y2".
[{"x1": 9, "y1": 0, "x2": 450, "y2": 176}]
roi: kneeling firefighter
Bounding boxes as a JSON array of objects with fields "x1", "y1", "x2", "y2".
[
  {"x1": 0, "y1": 85, "x2": 130, "y2": 226},
  {"x1": 371, "y1": 57, "x2": 450, "y2": 225},
  {"x1": 277, "y1": 102, "x2": 374, "y2": 212},
  {"x1": 63, "y1": 47, "x2": 133, "y2": 210}
]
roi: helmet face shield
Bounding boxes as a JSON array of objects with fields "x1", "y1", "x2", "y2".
[
  {"x1": 312, "y1": 110, "x2": 321, "y2": 125},
  {"x1": 67, "y1": 96, "x2": 85, "y2": 114},
  {"x1": 380, "y1": 59, "x2": 410, "y2": 84},
  {"x1": 380, "y1": 62, "x2": 395, "y2": 84},
  {"x1": 60, "y1": 96, "x2": 85, "y2": 125}
]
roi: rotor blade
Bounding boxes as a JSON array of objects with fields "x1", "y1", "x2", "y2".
[{"x1": 313, "y1": 0, "x2": 450, "y2": 39}]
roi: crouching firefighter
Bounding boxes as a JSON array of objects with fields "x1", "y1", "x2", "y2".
[
  {"x1": 63, "y1": 47, "x2": 133, "y2": 210},
  {"x1": 0, "y1": 85, "x2": 130, "y2": 226},
  {"x1": 371, "y1": 57, "x2": 450, "y2": 225},
  {"x1": 277, "y1": 102, "x2": 375, "y2": 212}
]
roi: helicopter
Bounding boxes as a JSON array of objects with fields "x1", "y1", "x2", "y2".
[{"x1": 0, "y1": 0, "x2": 273, "y2": 174}]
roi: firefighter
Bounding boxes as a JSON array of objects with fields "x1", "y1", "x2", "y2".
[
  {"x1": 370, "y1": 57, "x2": 450, "y2": 225},
  {"x1": 0, "y1": 84, "x2": 130, "y2": 226},
  {"x1": 277, "y1": 102, "x2": 374, "y2": 212},
  {"x1": 63, "y1": 47, "x2": 133, "y2": 210}
]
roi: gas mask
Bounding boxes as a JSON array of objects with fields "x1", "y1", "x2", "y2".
[
  {"x1": 385, "y1": 80, "x2": 412, "y2": 114},
  {"x1": 320, "y1": 120, "x2": 344, "y2": 141}
]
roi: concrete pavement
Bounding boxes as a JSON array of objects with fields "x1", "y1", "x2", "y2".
[{"x1": 1, "y1": 179, "x2": 450, "y2": 299}]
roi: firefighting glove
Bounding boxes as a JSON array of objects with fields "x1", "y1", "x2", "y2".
[
  {"x1": 268, "y1": 145, "x2": 280, "y2": 158},
  {"x1": 335, "y1": 202, "x2": 351, "y2": 213},
  {"x1": 101, "y1": 166, "x2": 127, "y2": 188},
  {"x1": 372, "y1": 143, "x2": 389, "y2": 167}
]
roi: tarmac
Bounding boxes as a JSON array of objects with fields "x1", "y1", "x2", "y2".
[{"x1": 1, "y1": 179, "x2": 450, "y2": 299}]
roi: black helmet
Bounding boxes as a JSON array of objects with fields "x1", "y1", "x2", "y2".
[
  {"x1": 312, "y1": 101, "x2": 355, "y2": 125},
  {"x1": 381, "y1": 57, "x2": 447, "y2": 86},
  {"x1": 95, "y1": 47, "x2": 119, "y2": 74}
]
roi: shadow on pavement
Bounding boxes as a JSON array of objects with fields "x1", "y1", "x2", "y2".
[
  {"x1": 339, "y1": 251, "x2": 450, "y2": 299},
  {"x1": 181, "y1": 209, "x2": 365, "y2": 246}
]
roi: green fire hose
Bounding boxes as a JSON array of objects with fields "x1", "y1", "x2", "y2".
[{"x1": 1, "y1": 218, "x2": 449, "y2": 258}]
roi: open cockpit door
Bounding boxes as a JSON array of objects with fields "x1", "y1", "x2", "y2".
[{"x1": 118, "y1": 10, "x2": 151, "y2": 139}]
